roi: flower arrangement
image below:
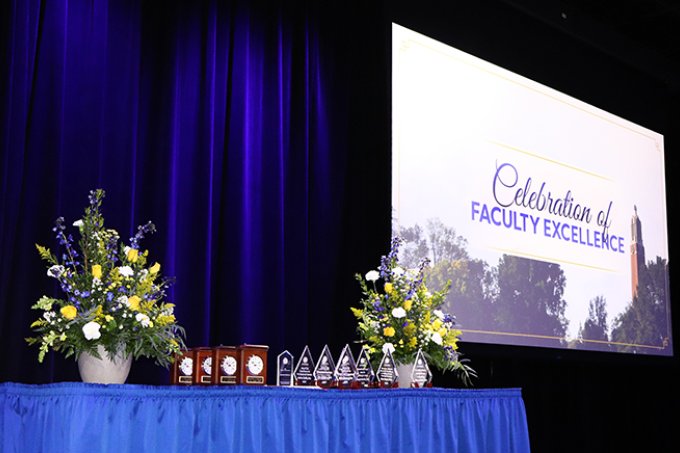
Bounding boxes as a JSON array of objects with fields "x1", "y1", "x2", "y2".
[
  {"x1": 26, "y1": 189, "x2": 186, "y2": 368},
  {"x1": 352, "y1": 237, "x2": 475, "y2": 385}
]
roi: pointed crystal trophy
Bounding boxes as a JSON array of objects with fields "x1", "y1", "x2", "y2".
[
  {"x1": 412, "y1": 349, "x2": 433, "y2": 388},
  {"x1": 293, "y1": 346, "x2": 315, "y2": 386},
  {"x1": 277, "y1": 350, "x2": 294, "y2": 387},
  {"x1": 376, "y1": 348, "x2": 399, "y2": 388},
  {"x1": 334, "y1": 344, "x2": 358, "y2": 389},
  {"x1": 356, "y1": 347, "x2": 375, "y2": 388},
  {"x1": 313, "y1": 345, "x2": 336, "y2": 388}
]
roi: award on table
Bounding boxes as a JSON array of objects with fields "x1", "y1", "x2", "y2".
[
  {"x1": 194, "y1": 347, "x2": 214, "y2": 385},
  {"x1": 277, "y1": 350, "x2": 294, "y2": 387},
  {"x1": 376, "y1": 349, "x2": 399, "y2": 388},
  {"x1": 213, "y1": 346, "x2": 239, "y2": 385},
  {"x1": 238, "y1": 344, "x2": 269, "y2": 385},
  {"x1": 355, "y1": 347, "x2": 375, "y2": 388},
  {"x1": 334, "y1": 344, "x2": 358, "y2": 389},
  {"x1": 293, "y1": 346, "x2": 316, "y2": 386},
  {"x1": 412, "y1": 349, "x2": 433, "y2": 388},
  {"x1": 171, "y1": 348, "x2": 195, "y2": 385},
  {"x1": 313, "y1": 345, "x2": 336, "y2": 388}
]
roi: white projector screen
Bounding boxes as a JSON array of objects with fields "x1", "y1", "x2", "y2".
[{"x1": 392, "y1": 23, "x2": 672, "y2": 356}]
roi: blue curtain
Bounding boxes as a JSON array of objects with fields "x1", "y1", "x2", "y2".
[{"x1": 0, "y1": 0, "x2": 358, "y2": 384}]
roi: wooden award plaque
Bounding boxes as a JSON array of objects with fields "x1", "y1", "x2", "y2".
[
  {"x1": 194, "y1": 347, "x2": 214, "y2": 385},
  {"x1": 213, "y1": 346, "x2": 239, "y2": 385},
  {"x1": 238, "y1": 344, "x2": 269, "y2": 385},
  {"x1": 170, "y1": 349, "x2": 195, "y2": 385}
]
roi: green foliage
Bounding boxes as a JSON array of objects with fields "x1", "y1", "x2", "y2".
[
  {"x1": 26, "y1": 189, "x2": 186, "y2": 368},
  {"x1": 351, "y1": 237, "x2": 475, "y2": 386}
]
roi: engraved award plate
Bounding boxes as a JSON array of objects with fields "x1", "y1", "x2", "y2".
[
  {"x1": 293, "y1": 346, "x2": 315, "y2": 386},
  {"x1": 412, "y1": 349, "x2": 433, "y2": 388},
  {"x1": 213, "y1": 346, "x2": 239, "y2": 385},
  {"x1": 376, "y1": 349, "x2": 399, "y2": 388},
  {"x1": 277, "y1": 350, "x2": 294, "y2": 386},
  {"x1": 334, "y1": 344, "x2": 358, "y2": 389},
  {"x1": 314, "y1": 345, "x2": 336, "y2": 388},
  {"x1": 171, "y1": 349, "x2": 195, "y2": 385},
  {"x1": 356, "y1": 347, "x2": 376, "y2": 388},
  {"x1": 194, "y1": 347, "x2": 213, "y2": 385},
  {"x1": 238, "y1": 344, "x2": 269, "y2": 385}
]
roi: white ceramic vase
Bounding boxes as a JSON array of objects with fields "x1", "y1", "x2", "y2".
[
  {"x1": 77, "y1": 345, "x2": 132, "y2": 384},
  {"x1": 396, "y1": 362, "x2": 414, "y2": 388}
]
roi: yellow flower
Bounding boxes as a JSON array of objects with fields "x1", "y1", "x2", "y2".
[
  {"x1": 383, "y1": 326, "x2": 395, "y2": 337},
  {"x1": 92, "y1": 264, "x2": 102, "y2": 279},
  {"x1": 60, "y1": 305, "x2": 77, "y2": 320},
  {"x1": 408, "y1": 337, "x2": 418, "y2": 347},
  {"x1": 384, "y1": 282, "x2": 393, "y2": 294},
  {"x1": 128, "y1": 295, "x2": 141, "y2": 311},
  {"x1": 403, "y1": 299, "x2": 412, "y2": 311},
  {"x1": 149, "y1": 262, "x2": 161, "y2": 274},
  {"x1": 350, "y1": 307, "x2": 363, "y2": 318},
  {"x1": 403, "y1": 323, "x2": 416, "y2": 337},
  {"x1": 432, "y1": 319, "x2": 443, "y2": 330},
  {"x1": 127, "y1": 248, "x2": 139, "y2": 262},
  {"x1": 438, "y1": 327, "x2": 448, "y2": 338}
]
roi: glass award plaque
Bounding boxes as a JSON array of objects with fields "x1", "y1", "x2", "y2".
[
  {"x1": 213, "y1": 346, "x2": 239, "y2": 385},
  {"x1": 170, "y1": 348, "x2": 195, "y2": 385},
  {"x1": 277, "y1": 350, "x2": 294, "y2": 387},
  {"x1": 293, "y1": 346, "x2": 316, "y2": 386},
  {"x1": 313, "y1": 345, "x2": 336, "y2": 388},
  {"x1": 376, "y1": 349, "x2": 399, "y2": 388},
  {"x1": 334, "y1": 344, "x2": 357, "y2": 389},
  {"x1": 412, "y1": 349, "x2": 433, "y2": 388},
  {"x1": 355, "y1": 347, "x2": 375, "y2": 388}
]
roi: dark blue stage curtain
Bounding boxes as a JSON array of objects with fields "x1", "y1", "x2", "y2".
[
  {"x1": 0, "y1": 383, "x2": 531, "y2": 453},
  {"x1": 0, "y1": 1, "x2": 349, "y2": 383}
]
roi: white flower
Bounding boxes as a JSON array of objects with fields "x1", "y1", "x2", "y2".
[
  {"x1": 431, "y1": 332, "x2": 443, "y2": 345},
  {"x1": 365, "y1": 270, "x2": 380, "y2": 282},
  {"x1": 117, "y1": 295, "x2": 129, "y2": 307},
  {"x1": 47, "y1": 265, "x2": 65, "y2": 279},
  {"x1": 382, "y1": 343, "x2": 395, "y2": 354},
  {"x1": 82, "y1": 321, "x2": 102, "y2": 340},
  {"x1": 135, "y1": 313, "x2": 152, "y2": 328},
  {"x1": 392, "y1": 307, "x2": 407, "y2": 319},
  {"x1": 118, "y1": 266, "x2": 134, "y2": 277},
  {"x1": 392, "y1": 266, "x2": 404, "y2": 277},
  {"x1": 72, "y1": 219, "x2": 84, "y2": 227},
  {"x1": 433, "y1": 309, "x2": 445, "y2": 320},
  {"x1": 43, "y1": 311, "x2": 56, "y2": 322}
]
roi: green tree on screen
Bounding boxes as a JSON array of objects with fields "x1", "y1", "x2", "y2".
[
  {"x1": 493, "y1": 255, "x2": 568, "y2": 346},
  {"x1": 578, "y1": 295, "x2": 610, "y2": 351},
  {"x1": 611, "y1": 257, "x2": 670, "y2": 352}
]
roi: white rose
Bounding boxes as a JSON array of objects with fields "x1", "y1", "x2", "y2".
[
  {"x1": 392, "y1": 307, "x2": 406, "y2": 319},
  {"x1": 82, "y1": 321, "x2": 102, "y2": 340},
  {"x1": 135, "y1": 313, "x2": 152, "y2": 328},
  {"x1": 392, "y1": 266, "x2": 404, "y2": 277},
  {"x1": 118, "y1": 266, "x2": 134, "y2": 277},
  {"x1": 382, "y1": 343, "x2": 395, "y2": 354},
  {"x1": 365, "y1": 270, "x2": 380, "y2": 282},
  {"x1": 431, "y1": 332, "x2": 443, "y2": 345}
]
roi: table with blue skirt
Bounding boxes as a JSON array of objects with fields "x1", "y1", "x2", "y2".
[{"x1": 0, "y1": 382, "x2": 531, "y2": 453}]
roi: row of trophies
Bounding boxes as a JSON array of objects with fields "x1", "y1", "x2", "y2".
[{"x1": 170, "y1": 343, "x2": 433, "y2": 388}]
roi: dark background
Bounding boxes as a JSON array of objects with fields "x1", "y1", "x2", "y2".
[{"x1": 2, "y1": 1, "x2": 679, "y2": 451}]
